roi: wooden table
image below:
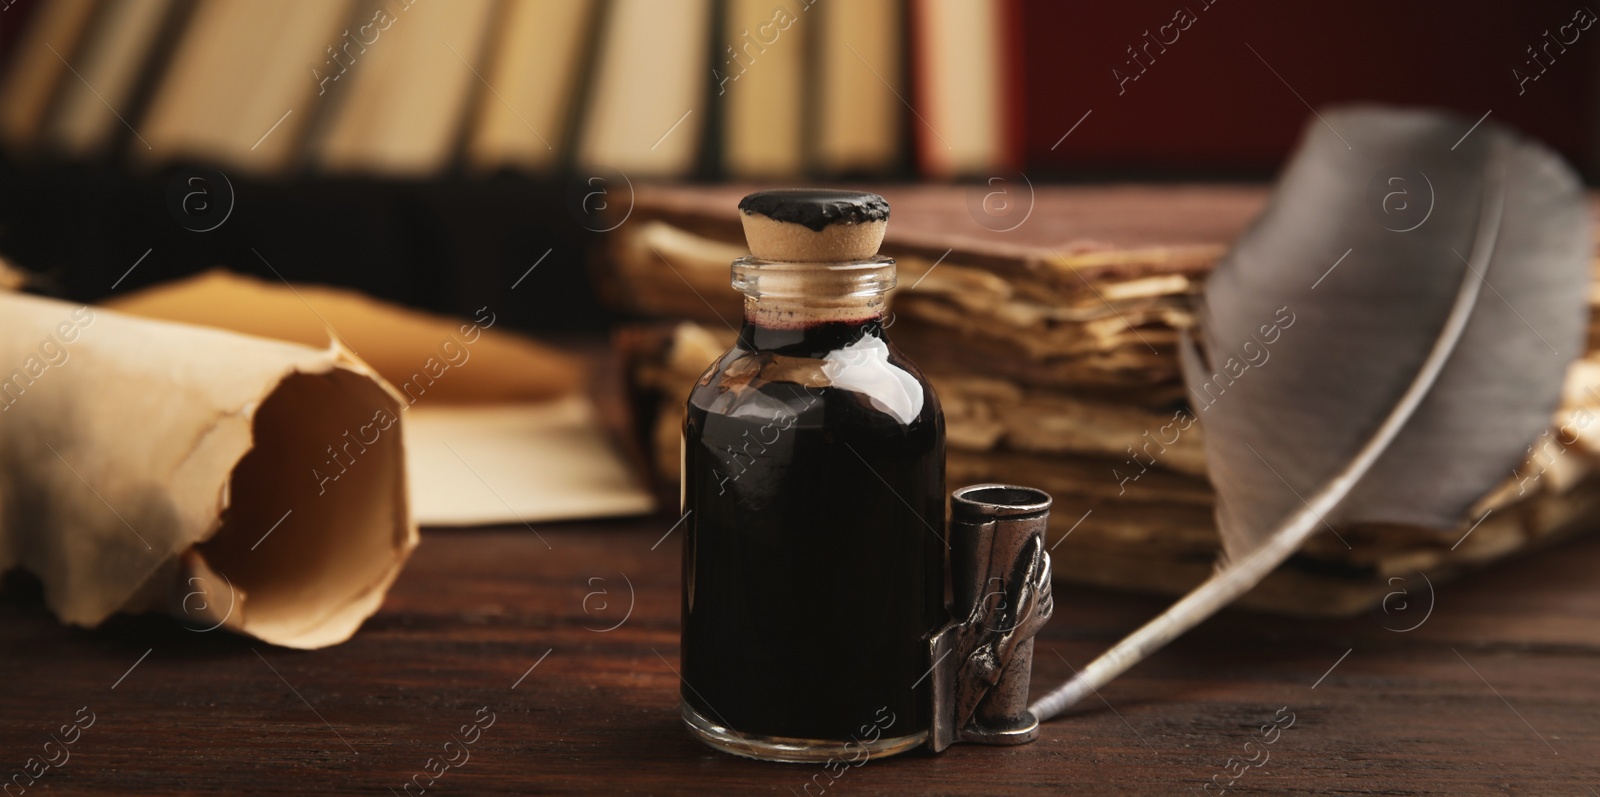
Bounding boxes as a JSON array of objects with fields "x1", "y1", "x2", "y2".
[{"x1": 3, "y1": 516, "x2": 1597, "y2": 796}]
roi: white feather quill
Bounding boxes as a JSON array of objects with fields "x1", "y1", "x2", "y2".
[{"x1": 1032, "y1": 107, "x2": 1590, "y2": 720}]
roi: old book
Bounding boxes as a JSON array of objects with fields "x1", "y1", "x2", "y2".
[
  {"x1": 601, "y1": 183, "x2": 1266, "y2": 395},
  {"x1": 575, "y1": 0, "x2": 711, "y2": 177},
  {"x1": 720, "y1": 0, "x2": 809, "y2": 178},
  {"x1": 908, "y1": 0, "x2": 1021, "y2": 176},
  {"x1": 601, "y1": 184, "x2": 1600, "y2": 395},
  {"x1": 44, "y1": 0, "x2": 177, "y2": 158},
  {"x1": 137, "y1": 0, "x2": 355, "y2": 173},
  {"x1": 314, "y1": 0, "x2": 498, "y2": 175},
  {"x1": 813, "y1": 0, "x2": 903, "y2": 175},
  {"x1": 466, "y1": 0, "x2": 596, "y2": 174}
]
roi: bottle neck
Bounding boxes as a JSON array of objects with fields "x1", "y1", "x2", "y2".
[{"x1": 731, "y1": 255, "x2": 895, "y2": 356}]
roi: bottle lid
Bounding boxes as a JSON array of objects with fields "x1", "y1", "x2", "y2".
[{"x1": 738, "y1": 189, "x2": 889, "y2": 262}]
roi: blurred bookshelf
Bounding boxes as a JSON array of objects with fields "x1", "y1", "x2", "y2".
[{"x1": 0, "y1": 0, "x2": 1591, "y2": 331}]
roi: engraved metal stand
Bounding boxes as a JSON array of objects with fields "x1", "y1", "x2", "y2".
[{"x1": 928, "y1": 484, "x2": 1055, "y2": 752}]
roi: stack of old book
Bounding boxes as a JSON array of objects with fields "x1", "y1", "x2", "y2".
[{"x1": 605, "y1": 184, "x2": 1600, "y2": 616}]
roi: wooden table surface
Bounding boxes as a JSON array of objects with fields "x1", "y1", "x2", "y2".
[{"x1": 3, "y1": 513, "x2": 1598, "y2": 796}]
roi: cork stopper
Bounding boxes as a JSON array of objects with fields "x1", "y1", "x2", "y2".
[{"x1": 738, "y1": 189, "x2": 889, "y2": 261}]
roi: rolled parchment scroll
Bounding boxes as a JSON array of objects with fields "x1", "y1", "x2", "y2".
[{"x1": 0, "y1": 291, "x2": 416, "y2": 649}]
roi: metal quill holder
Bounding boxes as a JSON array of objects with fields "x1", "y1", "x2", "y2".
[{"x1": 928, "y1": 484, "x2": 1055, "y2": 752}]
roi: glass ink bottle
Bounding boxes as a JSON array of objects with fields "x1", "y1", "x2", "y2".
[{"x1": 679, "y1": 190, "x2": 947, "y2": 762}]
